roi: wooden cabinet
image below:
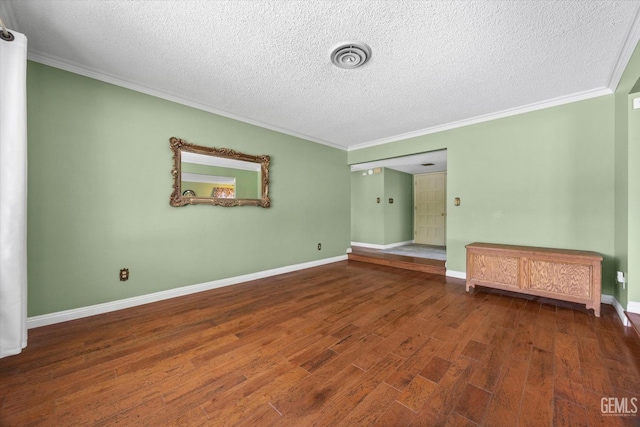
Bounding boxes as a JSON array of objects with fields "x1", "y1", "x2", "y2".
[{"x1": 465, "y1": 242, "x2": 602, "y2": 316}]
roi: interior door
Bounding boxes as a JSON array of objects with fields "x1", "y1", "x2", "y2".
[{"x1": 414, "y1": 172, "x2": 446, "y2": 246}]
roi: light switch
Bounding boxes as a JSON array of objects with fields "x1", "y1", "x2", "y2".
[{"x1": 634, "y1": 98, "x2": 640, "y2": 110}]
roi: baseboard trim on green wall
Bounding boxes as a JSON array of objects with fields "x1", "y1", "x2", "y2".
[
  {"x1": 350, "y1": 240, "x2": 414, "y2": 250},
  {"x1": 446, "y1": 270, "x2": 466, "y2": 279},
  {"x1": 628, "y1": 301, "x2": 640, "y2": 314},
  {"x1": 27, "y1": 255, "x2": 348, "y2": 329},
  {"x1": 602, "y1": 295, "x2": 629, "y2": 326}
]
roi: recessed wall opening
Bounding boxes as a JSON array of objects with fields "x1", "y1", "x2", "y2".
[{"x1": 350, "y1": 149, "x2": 448, "y2": 268}]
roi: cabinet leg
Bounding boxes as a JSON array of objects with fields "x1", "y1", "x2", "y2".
[{"x1": 587, "y1": 302, "x2": 601, "y2": 317}]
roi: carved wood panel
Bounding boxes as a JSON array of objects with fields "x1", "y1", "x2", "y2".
[
  {"x1": 470, "y1": 254, "x2": 519, "y2": 287},
  {"x1": 528, "y1": 260, "x2": 591, "y2": 297}
]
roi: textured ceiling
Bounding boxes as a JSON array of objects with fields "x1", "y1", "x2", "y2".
[{"x1": 2, "y1": 1, "x2": 640, "y2": 151}]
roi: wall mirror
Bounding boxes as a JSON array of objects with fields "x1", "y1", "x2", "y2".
[{"x1": 170, "y1": 137, "x2": 270, "y2": 207}]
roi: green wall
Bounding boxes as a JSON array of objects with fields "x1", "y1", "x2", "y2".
[
  {"x1": 349, "y1": 97, "x2": 616, "y2": 294},
  {"x1": 350, "y1": 168, "x2": 413, "y2": 246},
  {"x1": 614, "y1": 90, "x2": 629, "y2": 307},
  {"x1": 26, "y1": 62, "x2": 350, "y2": 316},
  {"x1": 628, "y1": 92, "x2": 640, "y2": 303},
  {"x1": 351, "y1": 170, "x2": 384, "y2": 245},
  {"x1": 614, "y1": 41, "x2": 640, "y2": 307},
  {"x1": 383, "y1": 169, "x2": 414, "y2": 245}
]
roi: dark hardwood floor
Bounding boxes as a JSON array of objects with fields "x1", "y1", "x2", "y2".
[{"x1": 1, "y1": 260, "x2": 639, "y2": 426}]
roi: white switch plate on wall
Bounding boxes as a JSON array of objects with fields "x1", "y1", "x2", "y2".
[{"x1": 634, "y1": 97, "x2": 640, "y2": 109}]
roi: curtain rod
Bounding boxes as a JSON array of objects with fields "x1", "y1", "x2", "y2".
[{"x1": 0, "y1": 16, "x2": 14, "y2": 42}]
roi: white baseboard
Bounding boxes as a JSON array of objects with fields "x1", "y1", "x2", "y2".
[
  {"x1": 446, "y1": 270, "x2": 466, "y2": 280},
  {"x1": 27, "y1": 255, "x2": 348, "y2": 329},
  {"x1": 627, "y1": 301, "x2": 640, "y2": 314},
  {"x1": 350, "y1": 242, "x2": 383, "y2": 250},
  {"x1": 601, "y1": 294, "x2": 629, "y2": 326},
  {"x1": 350, "y1": 240, "x2": 413, "y2": 250}
]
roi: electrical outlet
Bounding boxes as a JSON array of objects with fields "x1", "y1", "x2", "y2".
[
  {"x1": 120, "y1": 268, "x2": 129, "y2": 281},
  {"x1": 616, "y1": 271, "x2": 626, "y2": 289},
  {"x1": 318, "y1": 243, "x2": 322, "y2": 250}
]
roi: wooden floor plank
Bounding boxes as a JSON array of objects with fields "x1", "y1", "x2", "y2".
[
  {"x1": 468, "y1": 326, "x2": 515, "y2": 392},
  {"x1": 482, "y1": 321, "x2": 534, "y2": 427},
  {"x1": 554, "y1": 331, "x2": 585, "y2": 406},
  {"x1": 311, "y1": 353, "x2": 405, "y2": 425},
  {"x1": 384, "y1": 337, "x2": 444, "y2": 392},
  {"x1": 553, "y1": 397, "x2": 588, "y2": 427},
  {"x1": 0, "y1": 260, "x2": 637, "y2": 426},
  {"x1": 417, "y1": 354, "x2": 478, "y2": 421},
  {"x1": 199, "y1": 362, "x2": 308, "y2": 424},
  {"x1": 420, "y1": 355, "x2": 453, "y2": 384},
  {"x1": 335, "y1": 381, "x2": 400, "y2": 426},
  {"x1": 374, "y1": 400, "x2": 419, "y2": 426},
  {"x1": 396, "y1": 374, "x2": 438, "y2": 412},
  {"x1": 452, "y1": 383, "x2": 492, "y2": 425},
  {"x1": 517, "y1": 347, "x2": 554, "y2": 427}
]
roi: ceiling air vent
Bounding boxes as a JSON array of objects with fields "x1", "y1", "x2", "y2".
[{"x1": 330, "y1": 42, "x2": 372, "y2": 69}]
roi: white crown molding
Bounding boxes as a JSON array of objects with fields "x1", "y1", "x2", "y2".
[
  {"x1": 26, "y1": 50, "x2": 347, "y2": 152},
  {"x1": 26, "y1": 48, "x2": 615, "y2": 156},
  {"x1": 347, "y1": 6, "x2": 640, "y2": 153},
  {"x1": 348, "y1": 87, "x2": 613, "y2": 152},
  {"x1": 27, "y1": 255, "x2": 347, "y2": 329},
  {"x1": 182, "y1": 151, "x2": 260, "y2": 171},
  {"x1": 607, "y1": 2, "x2": 640, "y2": 91},
  {"x1": 181, "y1": 172, "x2": 235, "y2": 185}
]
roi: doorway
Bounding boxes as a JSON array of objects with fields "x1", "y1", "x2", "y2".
[{"x1": 414, "y1": 172, "x2": 446, "y2": 246}]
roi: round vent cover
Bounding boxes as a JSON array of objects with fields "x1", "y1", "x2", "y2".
[{"x1": 330, "y1": 42, "x2": 372, "y2": 69}]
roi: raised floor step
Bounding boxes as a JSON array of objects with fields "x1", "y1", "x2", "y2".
[
  {"x1": 348, "y1": 246, "x2": 446, "y2": 276},
  {"x1": 626, "y1": 312, "x2": 640, "y2": 338}
]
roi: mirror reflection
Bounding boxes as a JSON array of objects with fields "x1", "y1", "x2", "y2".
[
  {"x1": 170, "y1": 137, "x2": 270, "y2": 208},
  {"x1": 181, "y1": 152, "x2": 262, "y2": 199}
]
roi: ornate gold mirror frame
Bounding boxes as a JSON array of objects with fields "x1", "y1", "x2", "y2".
[{"x1": 170, "y1": 137, "x2": 270, "y2": 207}]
